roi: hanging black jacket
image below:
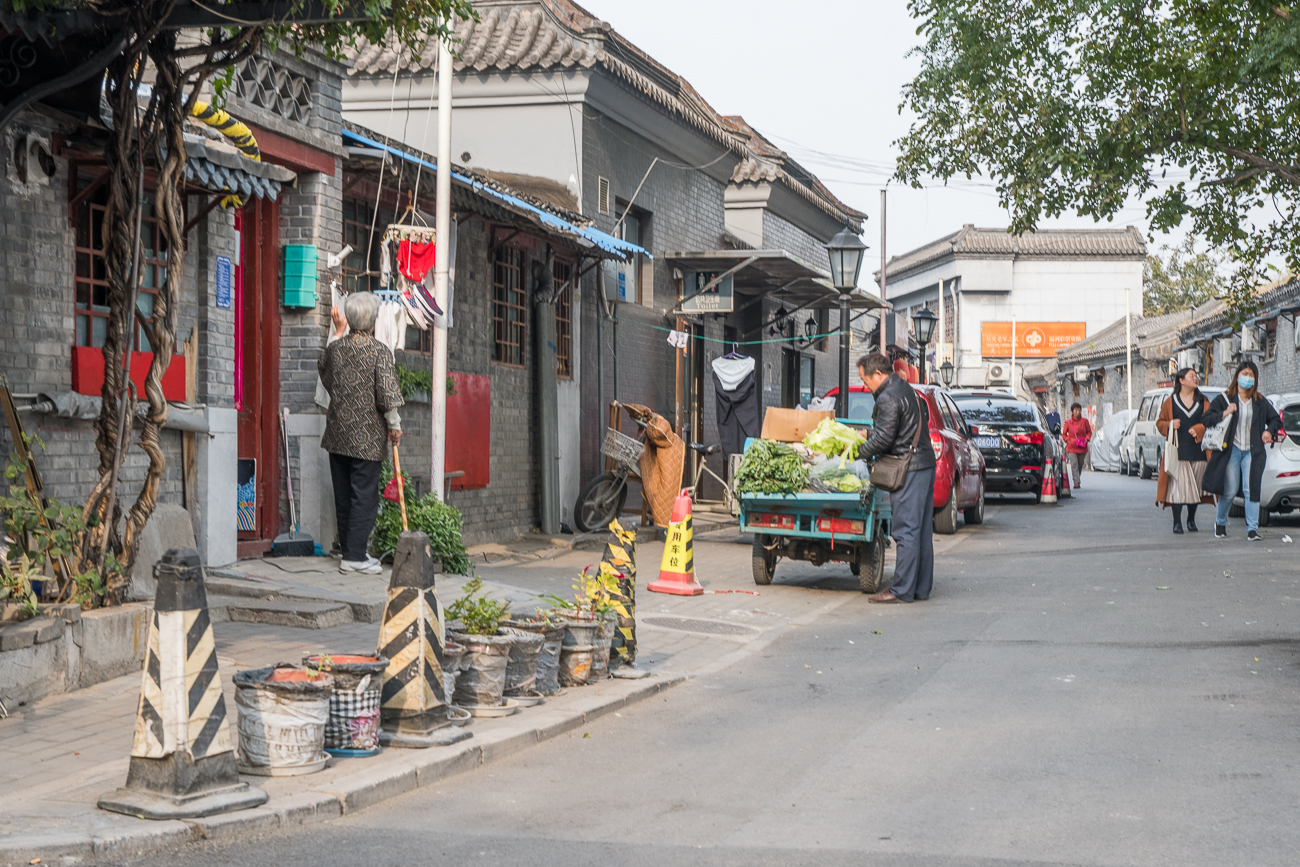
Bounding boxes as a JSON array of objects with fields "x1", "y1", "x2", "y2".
[{"x1": 713, "y1": 367, "x2": 760, "y2": 458}]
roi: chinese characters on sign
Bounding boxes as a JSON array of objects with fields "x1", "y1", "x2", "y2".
[
  {"x1": 215, "y1": 255, "x2": 232, "y2": 310},
  {"x1": 980, "y1": 321, "x2": 1086, "y2": 357},
  {"x1": 681, "y1": 271, "x2": 734, "y2": 313}
]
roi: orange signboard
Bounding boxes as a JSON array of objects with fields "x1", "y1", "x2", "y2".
[{"x1": 981, "y1": 321, "x2": 1086, "y2": 357}]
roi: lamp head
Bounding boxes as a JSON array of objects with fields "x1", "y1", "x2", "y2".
[
  {"x1": 825, "y1": 227, "x2": 866, "y2": 292},
  {"x1": 912, "y1": 306, "x2": 938, "y2": 346}
]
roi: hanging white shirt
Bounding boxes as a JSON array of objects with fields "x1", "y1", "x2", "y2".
[{"x1": 711, "y1": 355, "x2": 755, "y2": 392}]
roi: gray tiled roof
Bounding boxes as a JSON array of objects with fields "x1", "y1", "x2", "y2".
[
  {"x1": 182, "y1": 136, "x2": 295, "y2": 201},
  {"x1": 880, "y1": 225, "x2": 1148, "y2": 281},
  {"x1": 1055, "y1": 310, "x2": 1191, "y2": 365},
  {"x1": 344, "y1": 0, "x2": 864, "y2": 228}
]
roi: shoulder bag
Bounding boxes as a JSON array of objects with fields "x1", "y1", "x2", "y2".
[
  {"x1": 869, "y1": 391, "x2": 923, "y2": 493},
  {"x1": 1203, "y1": 399, "x2": 1231, "y2": 452},
  {"x1": 1164, "y1": 421, "x2": 1179, "y2": 474}
]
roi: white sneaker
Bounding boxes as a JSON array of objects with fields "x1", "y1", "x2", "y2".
[{"x1": 340, "y1": 556, "x2": 382, "y2": 574}]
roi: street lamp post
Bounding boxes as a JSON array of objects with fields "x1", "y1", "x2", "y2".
[
  {"x1": 825, "y1": 227, "x2": 867, "y2": 418},
  {"x1": 912, "y1": 306, "x2": 938, "y2": 385},
  {"x1": 940, "y1": 359, "x2": 955, "y2": 388}
]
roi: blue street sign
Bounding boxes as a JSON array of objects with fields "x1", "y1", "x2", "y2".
[{"x1": 216, "y1": 255, "x2": 232, "y2": 309}]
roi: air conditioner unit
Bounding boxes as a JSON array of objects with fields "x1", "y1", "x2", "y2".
[
  {"x1": 1241, "y1": 327, "x2": 1261, "y2": 353},
  {"x1": 1216, "y1": 336, "x2": 1238, "y2": 365},
  {"x1": 987, "y1": 362, "x2": 1010, "y2": 384},
  {"x1": 1072, "y1": 365, "x2": 1090, "y2": 381}
]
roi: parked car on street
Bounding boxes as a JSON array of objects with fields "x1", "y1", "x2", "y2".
[
  {"x1": 824, "y1": 383, "x2": 987, "y2": 533},
  {"x1": 1227, "y1": 392, "x2": 1300, "y2": 525},
  {"x1": 1090, "y1": 408, "x2": 1136, "y2": 472},
  {"x1": 1122, "y1": 386, "x2": 1225, "y2": 477},
  {"x1": 949, "y1": 390, "x2": 1066, "y2": 502}
]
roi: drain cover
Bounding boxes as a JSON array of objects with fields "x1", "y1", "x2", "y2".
[{"x1": 642, "y1": 616, "x2": 758, "y2": 636}]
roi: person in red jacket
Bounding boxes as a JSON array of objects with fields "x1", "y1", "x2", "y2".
[{"x1": 1061, "y1": 403, "x2": 1093, "y2": 489}]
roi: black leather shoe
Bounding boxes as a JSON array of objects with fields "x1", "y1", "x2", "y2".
[
  {"x1": 1187, "y1": 519, "x2": 1198, "y2": 532},
  {"x1": 1173, "y1": 520, "x2": 1184, "y2": 534}
]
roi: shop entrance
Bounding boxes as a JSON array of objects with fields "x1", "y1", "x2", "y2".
[
  {"x1": 235, "y1": 197, "x2": 281, "y2": 556},
  {"x1": 782, "y1": 349, "x2": 815, "y2": 409}
]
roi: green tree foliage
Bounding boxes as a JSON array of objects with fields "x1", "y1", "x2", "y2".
[
  {"x1": 896, "y1": 1, "x2": 1300, "y2": 316},
  {"x1": 1143, "y1": 238, "x2": 1226, "y2": 317}
]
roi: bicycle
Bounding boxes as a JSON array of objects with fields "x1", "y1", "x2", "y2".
[{"x1": 683, "y1": 441, "x2": 735, "y2": 515}]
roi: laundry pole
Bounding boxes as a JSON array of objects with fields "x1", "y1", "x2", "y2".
[{"x1": 431, "y1": 31, "x2": 453, "y2": 500}]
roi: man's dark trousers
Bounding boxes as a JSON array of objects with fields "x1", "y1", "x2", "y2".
[
  {"x1": 889, "y1": 466, "x2": 935, "y2": 601},
  {"x1": 329, "y1": 453, "x2": 382, "y2": 562}
]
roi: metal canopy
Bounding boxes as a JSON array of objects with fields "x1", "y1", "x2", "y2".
[{"x1": 664, "y1": 249, "x2": 890, "y2": 313}]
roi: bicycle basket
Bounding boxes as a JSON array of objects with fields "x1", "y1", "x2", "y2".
[{"x1": 602, "y1": 428, "x2": 645, "y2": 471}]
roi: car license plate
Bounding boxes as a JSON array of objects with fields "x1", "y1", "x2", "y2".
[{"x1": 974, "y1": 436, "x2": 1001, "y2": 449}]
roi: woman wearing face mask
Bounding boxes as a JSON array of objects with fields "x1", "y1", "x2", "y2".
[
  {"x1": 1155, "y1": 368, "x2": 1214, "y2": 533},
  {"x1": 1202, "y1": 361, "x2": 1282, "y2": 541}
]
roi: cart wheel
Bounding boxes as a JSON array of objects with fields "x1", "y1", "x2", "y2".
[
  {"x1": 573, "y1": 473, "x2": 629, "y2": 533},
  {"x1": 858, "y1": 527, "x2": 888, "y2": 594},
  {"x1": 752, "y1": 535, "x2": 776, "y2": 586}
]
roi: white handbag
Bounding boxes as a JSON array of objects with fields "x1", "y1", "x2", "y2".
[
  {"x1": 1203, "y1": 413, "x2": 1231, "y2": 452},
  {"x1": 1164, "y1": 424, "x2": 1179, "y2": 474}
]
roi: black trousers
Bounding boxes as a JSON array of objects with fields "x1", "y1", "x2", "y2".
[{"x1": 329, "y1": 453, "x2": 382, "y2": 562}]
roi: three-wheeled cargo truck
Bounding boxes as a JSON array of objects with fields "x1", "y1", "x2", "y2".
[{"x1": 737, "y1": 420, "x2": 893, "y2": 593}]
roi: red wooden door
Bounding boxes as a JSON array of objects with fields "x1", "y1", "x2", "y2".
[{"x1": 236, "y1": 197, "x2": 281, "y2": 555}]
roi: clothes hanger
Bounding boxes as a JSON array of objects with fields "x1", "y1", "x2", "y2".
[{"x1": 722, "y1": 342, "x2": 747, "y2": 359}]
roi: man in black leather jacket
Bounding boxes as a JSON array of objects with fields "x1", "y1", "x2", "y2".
[{"x1": 857, "y1": 353, "x2": 935, "y2": 603}]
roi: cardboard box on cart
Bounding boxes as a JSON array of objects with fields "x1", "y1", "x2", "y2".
[{"x1": 759, "y1": 407, "x2": 834, "y2": 444}]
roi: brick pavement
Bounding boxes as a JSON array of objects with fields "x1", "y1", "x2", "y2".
[{"x1": 0, "y1": 530, "x2": 971, "y2": 864}]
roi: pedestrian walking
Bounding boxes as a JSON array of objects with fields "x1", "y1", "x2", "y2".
[
  {"x1": 1202, "y1": 361, "x2": 1281, "y2": 541},
  {"x1": 1155, "y1": 368, "x2": 1214, "y2": 534},
  {"x1": 319, "y1": 292, "x2": 405, "y2": 573},
  {"x1": 856, "y1": 353, "x2": 936, "y2": 603},
  {"x1": 1061, "y1": 403, "x2": 1092, "y2": 489}
]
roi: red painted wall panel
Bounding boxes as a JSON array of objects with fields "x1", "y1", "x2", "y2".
[
  {"x1": 446, "y1": 372, "x2": 490, "y2": 490},
  {"x1": 71, "y1": 346, "x2": 186, "y2": 401}
]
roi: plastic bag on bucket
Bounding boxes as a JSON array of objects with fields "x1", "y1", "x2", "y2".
[
  {"x1": 448, "y1": 632, "x2": 511, "y2": 707},
  {"x1": 499, "y1": 628, "x2": 544, "y2": 696},
  {"x1": 234, "y1": 664, "x2": 333, "y2": 775}
]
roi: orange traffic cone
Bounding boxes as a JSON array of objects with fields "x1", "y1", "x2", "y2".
[
  {"x1": 1040, "y1": 460, "x2": 1058, "y2": 504},
  {"x1": 648, "y1": 489, "x2": 703, "y2": 596}
]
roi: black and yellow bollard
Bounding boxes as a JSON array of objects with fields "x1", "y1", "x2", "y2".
[
  {"x1": 99, "y1": 549, "x2": 267, "y2": 819},
  {"x1": 603, "y1": 519, "x2": 639, "y2": 668},
  {"x1": 377, "y1": 531, "x2": 473, "y2": 748}
]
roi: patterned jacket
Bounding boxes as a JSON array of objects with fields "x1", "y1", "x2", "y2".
[{"x1": 318, "y1": 333, "x2": 404, "y2": 461}]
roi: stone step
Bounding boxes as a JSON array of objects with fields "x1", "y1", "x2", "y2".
[{"x1": 208, "y1": 596, "x2": 354, "y2": 630}]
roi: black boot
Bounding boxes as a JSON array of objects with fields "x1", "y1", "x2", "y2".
[
  {"x1": 1172, "y1": 505, "x2": 1184, "y2": 534},
  {"x1": 1186, "y1": 506, "x2": 1199, "y2": 532}
]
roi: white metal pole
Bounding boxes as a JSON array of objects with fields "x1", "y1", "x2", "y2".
[
  {"x1": 431, "y1": 31, "x2": 453, "y2": 500},
  {"x1": 1125, "y1": 286, "x2": 1133, "y2": 416},
  {"x1": 879, "y1": 189, "x2": 887, "y2": 354},
  {"x1": 1010, "y1": 315, "x2": 1017, "y2": 397},
  {"x1": 937, "y1": 278, "x2": 946, "y2": 380}
]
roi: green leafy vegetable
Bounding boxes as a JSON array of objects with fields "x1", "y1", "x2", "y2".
[
  {"x1": 804, "y1": 419, "x2": 863, "y2": 468},
  {"x1": 733, "y1": 440, "x2": 810, "y2": 496}
]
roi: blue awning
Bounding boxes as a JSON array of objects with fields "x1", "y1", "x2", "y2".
[{"x1": 342, "y1": 128, "x2": 647, "y2": 260}]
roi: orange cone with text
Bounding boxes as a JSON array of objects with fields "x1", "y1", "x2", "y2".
[
  {"x1": 1040, "y1": 460, "x2": 1058, "y2": 504},
  {"x1": 648, "y1": 489, "x2": 704, "y2": 596}
]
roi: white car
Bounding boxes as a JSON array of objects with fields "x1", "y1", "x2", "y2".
[
  {"x1": 1091, "y1": 409, "x2": 1135, "y2": 472},
  {"x1": 1228, "y1": 392, "x2": 1300, "y2": 525}
]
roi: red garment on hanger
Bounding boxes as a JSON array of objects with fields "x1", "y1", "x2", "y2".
[{"x1": 397, "y1": 238, "x2": 436, "y2": 282}]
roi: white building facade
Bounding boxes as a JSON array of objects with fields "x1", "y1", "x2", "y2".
[{"x1": 879, "y1": 226, "x2": 1146, "y2": 395}]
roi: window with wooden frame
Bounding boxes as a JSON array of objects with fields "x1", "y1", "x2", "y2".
[
  {"x1": 1095, "y1": 369, "x2": 1106, "y2": 395},
  {"x1": 342, "y1": 196, "x2": 391, "y2": 295},
  {"x1": 554, "y1": 259, "x2": 573, "y2": 378},
  {"x1": 74, "y1": 188, "x2": 167, "y2": 350},
  {"x1": 493, "y1": 247, "x2": 526, "y2": 366}
]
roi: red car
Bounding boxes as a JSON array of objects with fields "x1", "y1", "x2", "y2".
[{"x1": 823, "y1": 383, "x2": 987, "y2": 532}]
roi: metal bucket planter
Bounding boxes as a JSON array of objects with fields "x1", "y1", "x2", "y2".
[
  {"x1": 499, "y1": 628, "x2": 545, "y2": 699},
  {"x1": 558, "y1": 644, "x2": 594, "y2": 687},
  {"x1": 303, "y1": 653, "x2": 388, "y2": 757},
  {"x1": 234, "y1": 664, "x2": 333, "y2": 776},
  {"x1": 588, "y1": 614, "x2": 617, "y2": 682},
  {"x1": 442, "y1": 641, "x2": 466, "y2": 705},
  {"x1": 448, "y1": 631, "x2": 513, "y2": 708},
  {"x1": 503, "y1": 617, "x2": 565, "y2": 695}
]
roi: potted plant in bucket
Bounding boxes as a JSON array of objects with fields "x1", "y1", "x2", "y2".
[
  {"x1": 302, "y1": 652, "x2": 389, "y2": 757},
  {"x1": 234, "y1": 663, "x2": 334, "y2": 776},
  {"x1": 544, "y1": 564, "x2": 621, "y2": 685},
  {"x1": 446, "y1": 578, "x2": 517, "y2": 716},
  {"x1": 502, "y1": 610, "x2": 566, "y2": 695}
]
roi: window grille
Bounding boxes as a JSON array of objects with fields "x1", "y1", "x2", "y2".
[
  {"x1": 493, "y1": 248, "x2": 526, "y2": 366},
  {"x1": 555, "y1": 260, "x2": 573, "y2": 378}
]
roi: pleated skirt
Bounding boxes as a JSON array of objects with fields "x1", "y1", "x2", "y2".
[{"x1": 1167, "y1": 459, "x2": 1207, "y2": 504}]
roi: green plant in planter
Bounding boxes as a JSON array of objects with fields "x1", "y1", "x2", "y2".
[
  {"x1": 543, "y1": 563, "x2": 622, "y2": 621},
  {"x1": 0, "y1": 553, "x2": 41, "y2": 620},
  {"x1": 370, "y1": 464, "x2": 472, "y2": 575},
  {"x1": 446, "y1": 578, "x2": 510, "y2": 636},
  {"x1": 395, "y1": 366, "x2": 457, "y2": 401}
]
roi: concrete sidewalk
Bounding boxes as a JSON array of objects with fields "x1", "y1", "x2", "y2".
[{"x1": 0, "y1": 529, "x2": 971, "y2": 866}]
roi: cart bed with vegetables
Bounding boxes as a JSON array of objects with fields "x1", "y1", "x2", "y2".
[{"x1": 735, "y1": 417, "x2": 892, "y2": 592}]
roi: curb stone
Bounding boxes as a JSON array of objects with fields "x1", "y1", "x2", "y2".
[{"x1": 0, "y1": 674, "x2": 685, "y2": 866}]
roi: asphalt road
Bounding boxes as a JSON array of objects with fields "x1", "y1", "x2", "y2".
[{"x1": 112, "y1": 471, "x2": 1300, "y2": 867}]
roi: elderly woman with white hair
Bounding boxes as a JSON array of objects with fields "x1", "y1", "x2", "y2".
[{"x1": 318, "y1": 292, "x2": 404, "y2": 574}]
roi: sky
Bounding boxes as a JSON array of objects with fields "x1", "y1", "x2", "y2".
[{"x1": 577, "y1": 0, "x2": 1183, "y2": 263}]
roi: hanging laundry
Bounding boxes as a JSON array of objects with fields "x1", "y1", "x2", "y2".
[
  {"x1": 374, "y1": 299, "x2": 407, "y2": 357},
  {"x1": 712, "y1": 355, "x2": 759, "y2": 458},
  {"x1": 398, "y1": 237, "x2": 436, "y2": 282},
  {"x1": 379, "y1": 236, "x2": 392, "y2": 288}
]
